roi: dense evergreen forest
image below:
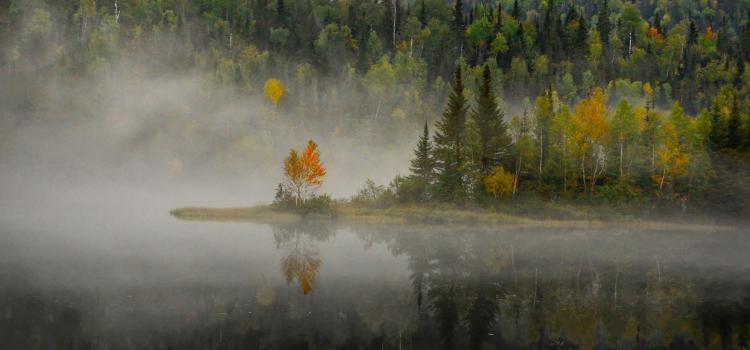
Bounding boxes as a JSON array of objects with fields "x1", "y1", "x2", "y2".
[{"x1": 2, "y1": 0, "x2": 750, "y2": 213}]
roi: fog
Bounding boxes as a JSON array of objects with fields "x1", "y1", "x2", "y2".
[
  {"x1": 2, "y1": 23, "x2": 750, "y2": 350},
  {"x1": 0, "y1": 63, "x2": 422, "y2": 210}
]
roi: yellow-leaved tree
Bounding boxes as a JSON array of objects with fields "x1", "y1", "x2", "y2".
[
  {"x1": 283, "y1": 140, "x2": 327, "y2": 206},
  {"x1": 572, "y1": 88, "x2": 609, "y2": 197},
  {"x1": 655, "y1": 123, "x2": 690, "y2": 194},
  {"x1": 484, "y1": 166, "x2": 515, "y2": 199},
  {"x1": 264, "y1": 78, "x2": 284, "y2": 106}
]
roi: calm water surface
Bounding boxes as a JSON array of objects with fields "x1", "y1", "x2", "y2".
[{"x1": 1, "y1": 191, "x2": 750, "y2": 349}]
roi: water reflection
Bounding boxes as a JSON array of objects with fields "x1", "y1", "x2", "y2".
[
  {"x1": 2, "y1": 222, "x2": 750, "y2": 349},
  {"x1": 355, "y1": 225, "x2": 750, "y2": 349},
  {"x1": 273, "y1": 223, "x2": 333, "y2": 295}
]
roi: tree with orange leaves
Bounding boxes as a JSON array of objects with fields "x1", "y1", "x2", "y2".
[{"x1": 283, "y1": 140, "x2": 327, "y2": 206}]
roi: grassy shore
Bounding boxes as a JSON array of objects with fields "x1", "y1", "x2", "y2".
[{"x1": 170, "y1": 203, "x2": 729, "y2": 232}]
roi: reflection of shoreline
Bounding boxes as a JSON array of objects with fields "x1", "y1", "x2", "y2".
[
  {"x1": 3, "y1": 223, "x2": 749, "y2": 349},
  {"x1": 354, "y1": 226, "x2": 750, "y2": 349},
  {"x1": 171, "y1": 205, "x2": 731, "y2": 233}
]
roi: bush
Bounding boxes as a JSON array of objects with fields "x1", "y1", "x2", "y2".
[
  {"x1": 273, "y1": 183, "x2": 335, "y2": 216},
  {"x1": 350, "y1": 178, "x2": 398, "y2": 208},
  {"x1": 598, "y1": 178, "x2": 642, "y2": 203}
]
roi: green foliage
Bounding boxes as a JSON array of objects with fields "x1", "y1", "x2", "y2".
[{"x1": 433, "y1": 67, "x2": 469, "y2": 203}]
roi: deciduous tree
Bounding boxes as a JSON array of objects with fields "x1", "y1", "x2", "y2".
[{"x1": 283, "y1": 140, "x2": 327, "y2": 206}]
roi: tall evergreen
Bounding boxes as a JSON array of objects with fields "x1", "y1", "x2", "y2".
[
  {"x1": 276, "y1": 0, "x2": 286, "y2": 27},
  {"x1": 688, "y1": 20, "x2": 698, "y2": 46},
  {"x1": 597, "y1": 0, "x2": 611, "y2": 45},
  {"x1": 709, "y1": 102, "x2": 727, "y2": 149},
  {"x1": 452, "y1": 0, "x2": 465, "y2": 50},
  {"x1": 728, "y1": 94, "x2": 742, "y2": 149},
  {"x1": 741, "y1": 11, "x2": 750, "y2": 61},
  {"x1": 717, "y1": 16, "x2": 730, "y2": 55},
  {"x1": 410, "y1": 122, "x2": 435, "y2": 195},
  {"x1": 473, "y1": 66, "x2": 510, "y2": 173},
  {"x1": 419, "y1": 0, "x2": 427, "y2": 27},
  {"x1": 511, "y1": 0, "x2": 521, "y2": 20},
  {"x1": 434, "y1": 67, "x2": 469, "y2": 203}
]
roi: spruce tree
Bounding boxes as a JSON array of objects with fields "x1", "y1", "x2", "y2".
[
  {"x1": 717, "y1": 16, "x2": 730, "y2": 55},
  {"x1": 452, "y1": 0, "x2": 465, "y2": 49},
  {"x1": 688, "y1": 20, "x2": 698, "y2": 46},
  {"x1": 511, "y1": 0, "x2": 520, "y2": 20},
  {"x1": 419, "y1": 0, "x2": 427, "y2": 27},
  {"x1": 709, "y1": 103, "x2": 727, "y2": 149},
  {"x1": 473, "y1": 66, "x2": 510, "y2": 173},
  {"x1": 597, "y1": 0, "x2": 611, "y2": 45},
  {"x1": 410, "y1": 122, "x2": 435, "y2": 201},
  {"x1": 434, "y1": 66, "x2": 469, "y2": 203},
  {"x1": 728, "y1": 94, "x2": 742, "y2": 149},
  {"x1": 741, "y1": 11, "x2": 750, "y2": 61},
  {"x1": 409, "y1": 121, "x2": 435, "y2": 202},
  {"x1": 276, "y1": 0, "x2": 286, "y2": 27}
]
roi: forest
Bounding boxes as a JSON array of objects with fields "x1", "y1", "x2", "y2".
[{"x1": 2, "y1": 0, "x2": 750, "y2": 214}]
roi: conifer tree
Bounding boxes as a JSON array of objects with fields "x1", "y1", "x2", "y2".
[
  {"x1": 452, "y1": 0, "x2": 465, "y2": 50},
  {"x1": 419, "y1": 0, "x2": 427, "y2": 27},
  {"x1": 597, "y1": 0, "x2": 611, "y2": 45},
  {"x1": 410, "y1": 122, "x2": 435, "y2": 194},
  {"x1": 276, "y1": 0, "x2": 286, "y2": 27},
  {"x1": 511, "y1": 0, "x2": 520, "y2": 20},
  {"x1": 434, "y1": 66, "x2": 469, "y2": 203},
  {"x1": 473, "y1": 65, "x2": 510, "y2": 173},
  {"x1": 728, "y1": 94, "x2": 742, "y2": 149},
  {"x1": 741, "y1": 11, "x2": 750, "y2": 61},
  {"x1": 709, "y1": 103, "x2": 727, "y2": 149}
]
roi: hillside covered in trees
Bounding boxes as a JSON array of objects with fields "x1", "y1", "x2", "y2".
[{"x1": 2, "y1": 0, "x2": 750, "y2": 213}]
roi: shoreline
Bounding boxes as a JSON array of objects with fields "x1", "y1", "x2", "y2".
[{"x1": 169, "y1": 204, "x2": 730, "y2": 232}]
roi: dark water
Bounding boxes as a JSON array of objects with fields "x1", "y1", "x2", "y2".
[{"x1": 2, "y1": 193, "x2": 750, "y2": 349}]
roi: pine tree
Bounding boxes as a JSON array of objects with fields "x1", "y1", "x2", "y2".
[
  {"x1": 411, "y1": 122, "x2": 434, "y2": 181},
  {"x1": 419, "y1": 0, "x2": 427, "y2": 27},
  {"x1": 597, "y1": 0, "x2": 611, "y2": 45},
  {"x1": 688, "y1": 20, "x2": 698, "y2": 46},
  {"x1": 473, "y1": 65, "x2": 510, "y2": 173},
  {"x1": 717, "y1": 16, "x2": 730, "y2": 55},
  {"x1": 434, "y1": 66, "x2": 469, "y2": 203},
  {"x1": 452, "y1": 0, "x2": 465, "y2": 49},
  {"x1": 741, "y1": 11, "x2": 750, "y2": 61},
  {"x1": 709, "y1": 103, "x2": 727, "y2": 149},
  {"x1": 276, "y1": 0, "x2": 286, "y2": 27},
  {"x1": 728, "y1": 94, "x2": 742, "y2": 149},
  {"x1": 511, "y1": 0, "x2": 520, "y2": 20}
]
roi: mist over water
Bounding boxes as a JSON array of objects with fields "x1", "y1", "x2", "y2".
[
  {"x1": 2, "y1": 12, "x2": 750, "y2": 349},
  {"x1": 2, "y1": 188, "x2": 750, "y2": 348},
  {"x1": 2, "y1": 64, "x2": 750, "y2": 349}
]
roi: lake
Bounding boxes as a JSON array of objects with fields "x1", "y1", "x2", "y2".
[{"x1": 1, "y1": 190, "x2": 749, "y2": 349}]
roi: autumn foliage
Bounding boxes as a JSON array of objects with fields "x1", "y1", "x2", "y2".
[
  {"x1": 263, "y1": 79, "x2": 284, "y2": 106},
  {"x1": 283, "y1": 140, "x2": 327, "y2": 206}
]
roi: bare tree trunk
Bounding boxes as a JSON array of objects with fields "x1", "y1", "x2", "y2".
[
  {"x1": 658, "y1": 167, "x2": 666, "y2": 193},
  {"x1": 591, "y1": 155, "x2": 599, "y2": 197},
  {"x1": 613, "y1": 267, "x2": 620, "y2": 303},
  {"x1": 580, "y1": 155, "x2": 586, "y2": 194},
  {"x1": 392, "y1": 1, "x2": 397, "y2": 47},
  {"x1": 513, "y1": 153, "x2": 522, "y2": 198},
  {"x1": 619, "y1": 142, "x2": 624, "y2": 178},
  {"x1": 562, "y1": 144, "x2": 568, "y2": 193},
  {"x1": 538, "y1": 133, "x2": 544, "y2": 187}
]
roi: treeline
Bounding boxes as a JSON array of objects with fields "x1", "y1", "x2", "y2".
[
  {"x1": 6, "y1": 1, "x2": 750, "y2": 132},
  {"x1": 387, "y1": 65, "x2": 750, "y2": 210}
]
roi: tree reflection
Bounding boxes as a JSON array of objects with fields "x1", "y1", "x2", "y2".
[
  {"x1": 357, "y1": 225, "x2": 750, "y2": 349},
  {"x1": 273, "y1": 223, "x2": 333, "y2": 295}
]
